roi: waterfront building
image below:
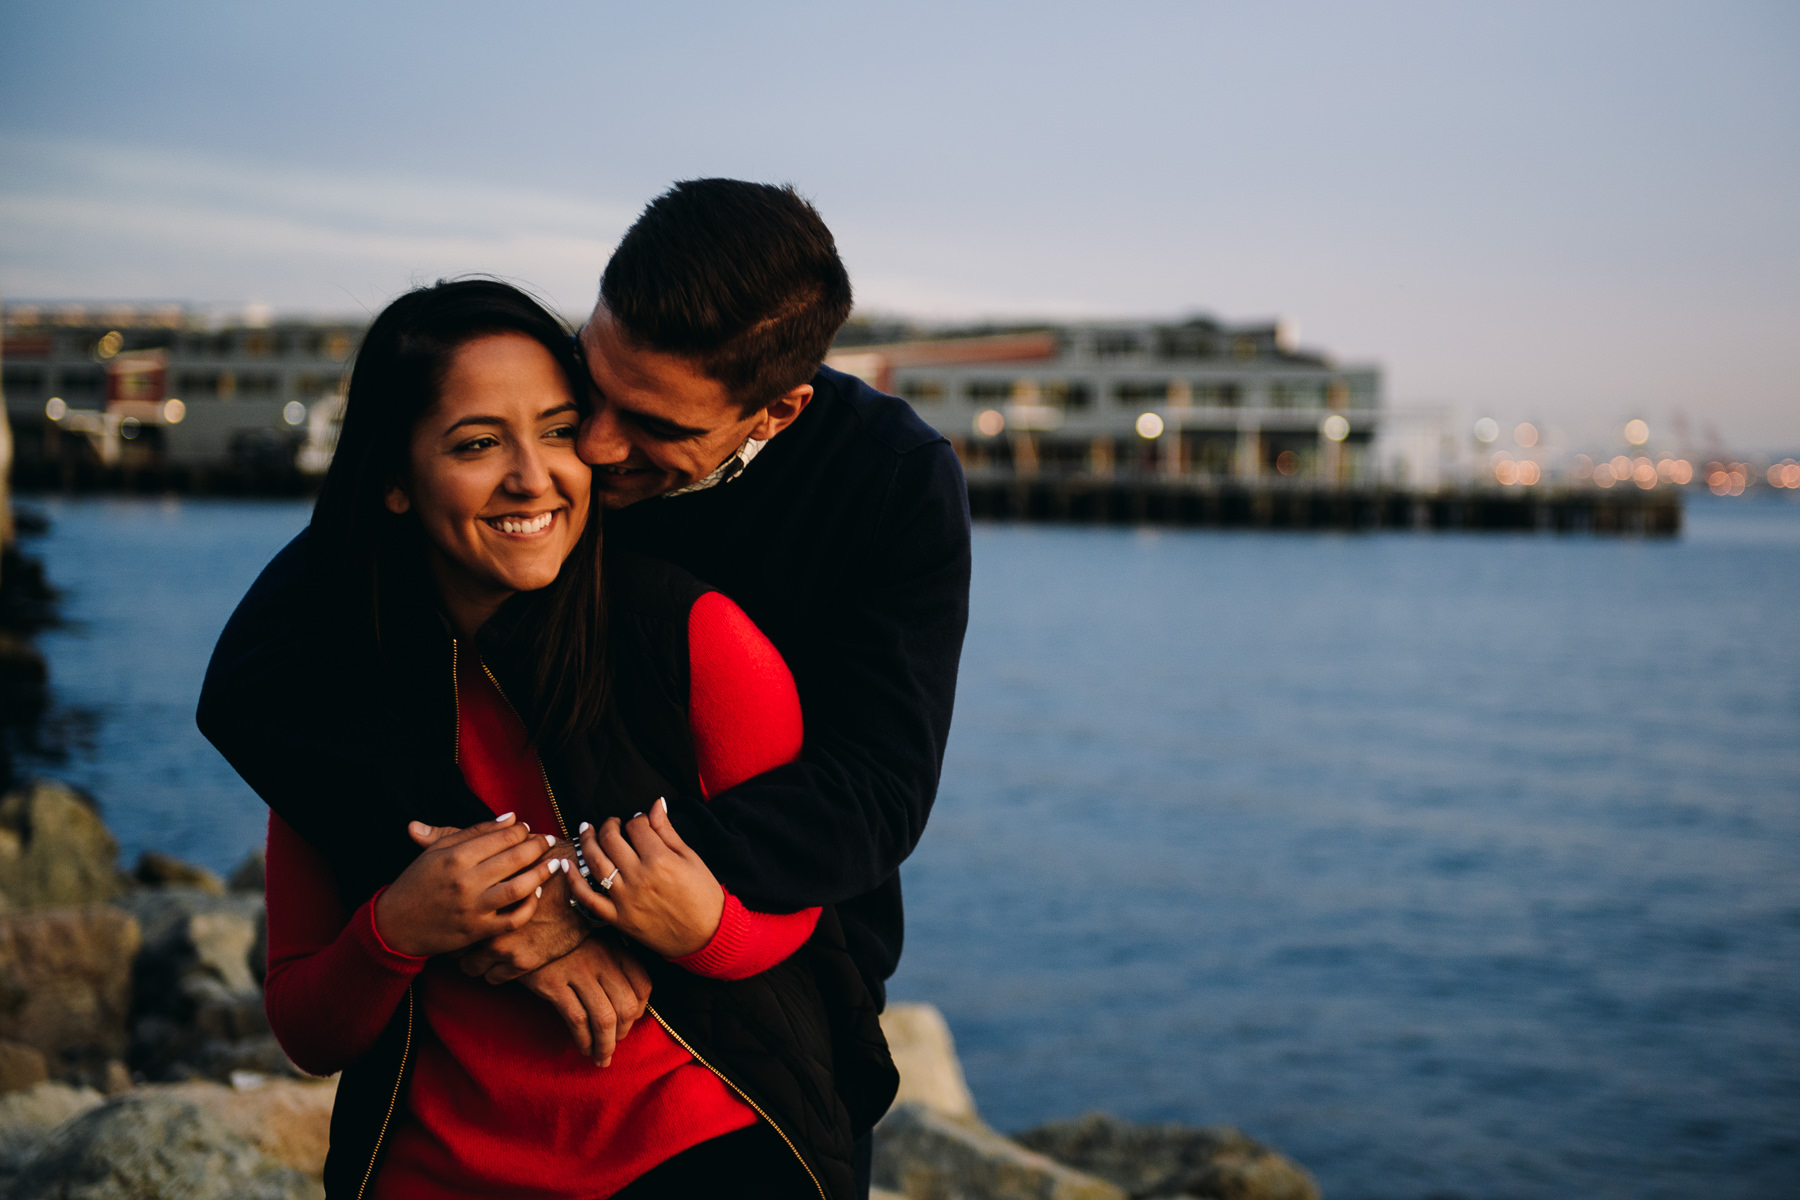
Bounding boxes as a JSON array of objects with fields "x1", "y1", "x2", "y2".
[
  {"x1": 1, "y1": 303, "x2": 357, "y2": 475},
  {"x1": 2, "y1": 303, "x2": 1381, "y2": 488},
  {"x1": 825, "y1": 316, "x2": 1382, "y2": 484}
]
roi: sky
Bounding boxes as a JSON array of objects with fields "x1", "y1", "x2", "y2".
[{"x1": 1, "y1": 0, "x2": 1796, "y2": 451}]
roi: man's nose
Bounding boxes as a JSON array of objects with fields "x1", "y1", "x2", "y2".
[{"x1": 576, "y1": 404, "x2": 631, "y2": 466}]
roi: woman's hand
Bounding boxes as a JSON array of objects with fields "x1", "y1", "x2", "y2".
[
  {"x1": 515, "y1": 933, "x2": 654, "y2": 1066},
  {"x1": 566, "y1": 799, "x2": 725, "y2": 959},
  {"x1": 374, "y1": 813, "x2": 560, "y2": 958}
]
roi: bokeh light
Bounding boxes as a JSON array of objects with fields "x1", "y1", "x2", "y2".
[
  {"x1": 1514, "y1": 423, "x2": 1538, "y2": 448},
  {"x1": 1473, "y1": 418, "x2": 1499, "y2": 444},
  {"x1": 1624, "y1": 419, "x2": 1650, "y2": 446},
  {"x1": 1321, "y1": 414, "x2": 1350, "y2": 442},
  {"x1": 975, "y1": 409, "x2": 1005, "y2": 437},
  {"x1": 1136, "y1": 412, "x2": 1165, "y2": 439}
]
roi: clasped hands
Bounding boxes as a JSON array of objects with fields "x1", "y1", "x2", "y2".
[{"x1": 371, "y1": 805, "x2": 726, "y2": 1067}]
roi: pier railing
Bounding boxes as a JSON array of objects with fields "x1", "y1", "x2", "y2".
[{"x1": 962, "y1": 470, "x2": 1681, "y2": 535}]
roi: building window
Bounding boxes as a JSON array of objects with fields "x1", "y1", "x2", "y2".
[
  {"x1": 1155, "y1": 325, "x2": 1220, "y2": 360},
  {"x1": 1113, "y1": 381, "x2": 1168, "y2": 406},
  {"x1": 966, "y1": 379, "x2": 1012, "y2": 403},
  {"x1": 176, "y1": 370, "x2": 221, "y2": 398},
  {"x1": 1191, "y1": 383, "x2": 1239, "y2": 407},
  {"x1": 1093, "y1": 332, "x2": 1142, "y2": 358},
  {"x1": 898, "y1": 378, "x2": 946, "y2": 404},
  {"x1": 292, "y1": 371, "x2": 344, "y2": 398},
  {"x1": 238, "y1": 372, "x2": 282, "y2": 398},
  {"x1": 1041, "y1": 380, "x2": 1092, "y2": 410},
  {"x1": 1269, "y1": 382, "x2": 1327, "y2": 409},
  {"x1": 241, "y1": 332, "x2": 272, "y2": 358},
  {"x1": 56, "y1": 367, "x2": 105, "y2": 399},
  {"x1": 2, "y1": 366, "x2": 47, "y2": 397}
]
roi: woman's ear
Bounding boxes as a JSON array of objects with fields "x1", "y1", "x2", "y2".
[{"x1": 384, "y1": 481, "x2": 412, "y2": 514}]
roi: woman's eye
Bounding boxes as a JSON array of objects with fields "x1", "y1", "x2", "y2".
[
  {"x1": 454, "y1": 436, "x2": 499, "y2": 454},
  {"x1": 545, "y1": 424, "x2": 577, "y2": 441}
]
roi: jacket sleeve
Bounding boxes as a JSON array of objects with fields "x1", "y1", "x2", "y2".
[
  {"x1": 196, "y1": 532, "x2": 485, "y2": 882},
  {"x1": 665, "y1": 439, "x2": 972, "y2": 911},
  {"x1": 263, "y1": 814, "x2": 425, "y2": 1075}
]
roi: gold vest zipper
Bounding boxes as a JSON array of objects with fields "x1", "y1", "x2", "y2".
[{"x1": 355, "y1": 986, "x2": 414, "y2": 1200}]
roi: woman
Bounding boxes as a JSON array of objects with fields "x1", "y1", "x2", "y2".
[{"x1": 216, "y1": 280, "x2": 892, "y2": 1199}]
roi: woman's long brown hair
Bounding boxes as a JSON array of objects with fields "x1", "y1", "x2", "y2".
[{"x1": 309, "y1": 278, "x2": 607, "y2": 747}]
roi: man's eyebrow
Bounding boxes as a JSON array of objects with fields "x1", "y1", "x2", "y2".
[{"x1": 622, "y1": 408, "x2": 709, "y2": 439}]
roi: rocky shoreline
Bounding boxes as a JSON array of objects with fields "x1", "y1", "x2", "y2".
[{"x1": 0, "y1": 779, "x2": 1318, "y2": 1199}]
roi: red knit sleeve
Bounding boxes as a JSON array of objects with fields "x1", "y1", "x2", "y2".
[
  {"x1": 263, "y1": 812, "x2": 425, "y2": 1076},
  {"x1": 682, "y1": 591, "x2": 819, "y2": 976}
]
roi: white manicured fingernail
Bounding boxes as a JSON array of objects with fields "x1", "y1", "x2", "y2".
[
  {"x1": 578, "y1": 821, "x2": 591, "y2": 834},
  {"x1": 631, "y1": 811, "x2": 644, "y2": 819},
  {"x1": 534, "y1": 886, "x2": 542, "y2": 898},
  {"x1": 545, "y1": 835, "x2": 556, "y2": 848},
  {"x1": 496, "y1": 812, "x2": 515, "y2": 823},
  {"x1": 657, "y1": 797, "x2": 668, "y2": 815}
]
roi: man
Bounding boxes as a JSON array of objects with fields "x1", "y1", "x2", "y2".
[
  {"x1": 572, "y1": 179, "x2": 970, "y2": 1012},
  {"x1": 201, "y1": 179, "x2": 970, "y2": 1191}
]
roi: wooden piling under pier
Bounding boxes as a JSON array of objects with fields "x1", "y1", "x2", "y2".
[{"x1": 963, "y1": 475, "x2": 1682, "y2": 535}]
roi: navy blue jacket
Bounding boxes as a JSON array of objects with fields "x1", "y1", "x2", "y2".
[{"x1": 606, "y1": 366, "x2": 972, "y2": 1003}]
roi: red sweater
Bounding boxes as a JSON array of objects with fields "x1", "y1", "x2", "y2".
[{"x1": 264, "y1": 592, "x2": 821, "y2": 1198}]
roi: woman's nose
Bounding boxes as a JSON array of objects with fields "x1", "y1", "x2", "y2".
[{"x1": 506, "y1": 443, "x2": 553, "y2": 495}]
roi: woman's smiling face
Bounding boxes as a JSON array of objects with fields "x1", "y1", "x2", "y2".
[{"x1": 385, "y1": 332, "x2": 589, "y2": 635}]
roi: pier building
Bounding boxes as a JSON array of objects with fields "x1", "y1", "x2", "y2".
[
  {"x1": 825, "y1": 316, "x2": 1383, "y2": 485},
  {"x1": 1, "y1": 303, "x2": 356, "y2": 483}
]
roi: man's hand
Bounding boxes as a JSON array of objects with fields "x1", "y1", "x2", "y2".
[
  {"x1": 515, "y1": 932, "x2": 654, "y2": 1066},
  {"x1": 457, "y1": 844, "x2": 587, "y2": 982}
]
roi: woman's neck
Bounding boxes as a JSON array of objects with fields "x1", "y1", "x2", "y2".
[{"x1": 424, "y1": 547, "x2": 512, "y2": 640}]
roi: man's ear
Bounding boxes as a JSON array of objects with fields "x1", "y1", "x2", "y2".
[
  {"x1": 384, "y1": 481, "x2": 412, "y2": 515},
  {"x1": 749, "y1": 384, "x2": 813, "y2": 442}
]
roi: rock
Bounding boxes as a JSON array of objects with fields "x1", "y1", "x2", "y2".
[
  {"x1": 880, "y1": 1002, "x2": 980, "y2": 1124},
  {"x1": 0, "y1": 1038, "x2": 48, "y2": 1092},
  {"x1": 875, "y1": 1102, "x2": 1126, "y2": 1200},
  {"x1": 0, "y1": 1080, "x2": 104, "y2": 1184},
  {"x1": 0, "y1": 780, "x2": 127, "y2": 910},
  {"x1": 134, "y1": 850, "x2": 226, "y2": 895},
  {"x1": 0, "y1": 905, "x2": 140, "y2": 1067},
  {"x1": 7, "y1": 1092, "x2": 320, "y2": 1199},
  {"x1": 116, "y1": 889, "x2": 274, "y2": 1081},
  {"x1": 159, "y1": 1076, "x2": 338, "y2": 1179},
  {"x1": 1015, "y1": 1113, "x2": 1319, "y2": 1200},
  {"x1": 228, "y1": 848, "x2": 267, "y2": 893}
]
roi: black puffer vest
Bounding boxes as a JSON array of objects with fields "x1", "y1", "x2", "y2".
[{"x1": 279, "y1": 545, "x2": 896, "y2": 1200}]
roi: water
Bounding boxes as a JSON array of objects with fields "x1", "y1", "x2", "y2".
[{"x1": 21, "y1": 495, "x2": 1800, "y2": 1200}]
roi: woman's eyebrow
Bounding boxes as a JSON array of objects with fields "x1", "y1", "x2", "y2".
[{"x1": 442, "y1": 402, "x2": 577, "y2": 435}]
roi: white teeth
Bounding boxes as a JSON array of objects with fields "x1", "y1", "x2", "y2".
[{"x1": 489, "y1": 513, "x2": 553, "y2": 535}]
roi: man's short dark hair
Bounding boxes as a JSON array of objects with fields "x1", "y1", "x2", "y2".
[{"x1": 600, "y1": 179, "x2": 853, "y2": 412}]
